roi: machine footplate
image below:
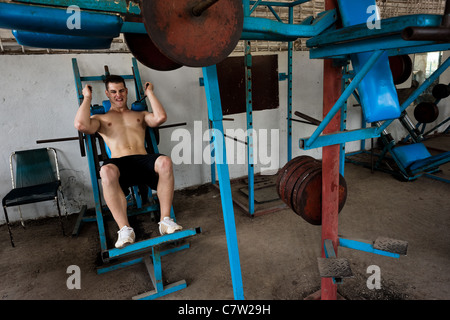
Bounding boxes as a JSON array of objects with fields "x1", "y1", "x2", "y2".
[
  {"x1": 373, "y1": 237, "x2": 408, "y2": 255},
  {"x1": 317, "y1": 257, "x2": 353, "y2": 278}
]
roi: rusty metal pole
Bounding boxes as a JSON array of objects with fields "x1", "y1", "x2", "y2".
[{"x1": 321, "y1": 0, "x2": 342, "y2": 301}]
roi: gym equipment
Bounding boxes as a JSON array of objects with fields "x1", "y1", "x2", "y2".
[
  {"x1": 432, "y1": 83, "x2": 450, "y2": 99},
  {"x1": 124, "y1": 31, "x2": 182, "y2": 72},
  {"x1": 338, "y1": 0, "x2": 401, "y2": 123},
  {"x1": 141, "y1": 0, "x2": 243, "y2": 67},
  {"x1": 72, "y1": 58, "x2": 201, "y2": 300},
  {"x1": 0, "y1": 2, "x2": 122, "y2": 38},
  {"x1": 297, "y1": 0, "x2": 450, "y2": 297},
  {"x1": 402, "y1": 0, "x2": 450, "y2": 41},
  {"x1": 2, "y1": 148, "x2": 68, "y2": 247},
  {"x1": 1, "y1": 0, "x2": 447, "y2": 301},
  {"x1": 408, "y1": 83, "x2": 450, "y2": 139},
  {"x1": 276, "y1": 156, "x2": 347, "y2": 226},
  {"x1": 301, "y1": 0, "x2": 450, "y2": 151},
  {"x1": 0, "y1": 0, "x2": 336, "y2": 71},
  {"x1": 12, "y1": 30, "x2": 113, "y2": 50},
  {"x1": 389, "y1": 55, "x2": 413, "y2": 85},
  {"x1": 414, "y1": 102, "x2": 440, "y2": 124}
]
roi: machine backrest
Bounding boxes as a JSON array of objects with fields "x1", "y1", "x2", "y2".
[{"x1": 338, "y1": 0, "x2": 402, "y2": 123}]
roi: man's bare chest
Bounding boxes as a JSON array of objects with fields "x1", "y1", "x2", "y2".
[{"x1": 100, "y1": 111, "x2": 146, "y2": 131}]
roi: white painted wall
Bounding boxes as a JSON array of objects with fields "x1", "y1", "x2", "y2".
[{"x1": 1, "y1": 50, "x2": 449, "y2": 223}]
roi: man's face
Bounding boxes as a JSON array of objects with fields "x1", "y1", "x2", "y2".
[{"x1": 106, "y1": 82, "x2": 128, "y2": 108}]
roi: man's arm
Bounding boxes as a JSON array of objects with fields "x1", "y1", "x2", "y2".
[
  {"x1": 143, "y1": 82, "x2": 167, "y2": 128},
  {"x1": 74, "y1": 84, "x2": 101, "y2": 134}
]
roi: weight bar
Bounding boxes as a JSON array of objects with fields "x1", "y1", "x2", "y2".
[
  {"x1": 294, "y1": 111, "x2": 322, "y2": 126},
  {"x1": 402, "y1": 0, "x2": 450, "y2": 41},
  {"x1": 36, "y1": 136, "x2": 79, "y2": 144}
]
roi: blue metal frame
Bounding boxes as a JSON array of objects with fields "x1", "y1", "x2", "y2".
[
  {"x1": 338, "y1": 238, "x2": 401, "y2": 259},
  {"x1": 14, "y1": 0, "x2": 141, "y2": 15},
  {"x1": 344, "y1": 55, "x2": 450, "y2": 183},
  {"x1": 241, "y1": 9, "x2": 337, "y2": 40},
  {"x1": 244, "y1": 40, "x2": 255, "y2": 215},
  {"x1": 300, "y1": 50, "x2": 385, "y2": 150},
  {"x1": 202, "y1": 65, "x2": 245, "y2": 300},
  {"x1": 1, "y1": 0, "x2": 337, "y2": 48},
  {"x1": 286, "y1": 7, "x2": 294, "y2": 162},
  {"x1": 300, "y1": 54, "x2": 450, "y2": 151}
]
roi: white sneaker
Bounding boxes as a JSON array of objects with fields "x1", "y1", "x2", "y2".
[
  {"x1": 159, "y1": 217, "x2": 183, "y2": 235},
  {"x1": 115, "y1": 226, "x2": 135, "y2": 249}
]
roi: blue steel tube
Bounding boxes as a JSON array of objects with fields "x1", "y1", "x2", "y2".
[
  {"x1": 305, "y1": 50, "x2": 384, "y2": 148},
  {"x1": 202, "y1": 65, "x2": 245, "y2": 300},
  {"x1": 0, "y1": 2, "x2": 122, "y2": 38},
  {"x1": 245, "y1": 41, "x2": 255, "y2": 215},
  {"x1": 287, "y1": 6, "x2": 294, "y2": 161}
]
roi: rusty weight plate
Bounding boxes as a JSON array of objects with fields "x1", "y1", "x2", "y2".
[
  {"x1": 388, "y1": 55, "x2": 412, "y2": 85},
  {"x1": 141, "y1": 0, "x2": 244, "y2": 67},
  {"x1": 276, "y1": 155, "x2": 314, "y2": 198},
  {"x1": 276, "y1": 156, "x2": 316, "y2": 201},
  {"x1": 292, "y1": 168, "x2": 347, "y2": 226},
  {"x1": 292, "y1": 165, "x2": 322, "y2": 225},
  {"x1": 125, "y1": 32, "x2": 182, "y2": 71},
  {"x1": 124, "y1": 16, "x2": 181, "y2": 71},
  {"x1": 283, "y1": 160, "x2": 321, "y2": 210},
  {"x1": 124, "y1": 15, "x2": 182, "y2": 71}
]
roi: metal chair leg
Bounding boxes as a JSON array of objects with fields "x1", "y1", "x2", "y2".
[
  {"x1": 58, "y1": 188, "x2": 69, "y2": 218},
  {"x1": 55, "y1": 196, "x2": 65, "y2": 236},
  {"x1": 3, "y1": 205, "x2": 14, "y2": 247}
]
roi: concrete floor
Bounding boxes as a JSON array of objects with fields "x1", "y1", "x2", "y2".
[{"x1": 0, "y1": 135, "x2": 449, "y2": 301}]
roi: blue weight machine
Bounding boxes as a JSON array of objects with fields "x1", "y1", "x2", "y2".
[
  {"x1": 1, "y1": 0, "x2": 449, "y2": 300},
  {"x1": 303, "y1": 0, "x2": 450, "y2": 184},
  {"x1": 71, "y1": 57, "x2": 201, "y2": 300}
]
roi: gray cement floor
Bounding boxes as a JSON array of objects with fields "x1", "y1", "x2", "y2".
[{"x1": 0, "y1": 135, "x2": 449, "y2": 301}]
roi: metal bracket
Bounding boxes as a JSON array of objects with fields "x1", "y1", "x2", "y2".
[{"x1": 339, "y1": 237, "x2": 408, "y2": 258}]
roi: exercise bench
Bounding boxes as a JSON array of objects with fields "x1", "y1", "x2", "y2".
[{"x1": 71, "y1": 58, "x2": 201, "y2": 300}]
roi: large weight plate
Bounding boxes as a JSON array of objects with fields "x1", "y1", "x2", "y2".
[
  {"x1": 292, "y1": 167, "x2": 347, "y2": 226},
  {"x1": 141, "y1": 0, "x2": 244, "y2": 67},
  {"x1": 414, "y1": 102, "x2": 439, "y2": 123},
  {"x1": 283, "y1": 161, "x2": 320, "y2": 210},
  {"x1": 124, "y1": 32, "x2": 182, "y2": 71},
  {"x1": 389, "y1": 55, "x2": 412, "y2": 85},
  {"x1": 276, "y1": 156, "x2": 315, "y2": 199}
]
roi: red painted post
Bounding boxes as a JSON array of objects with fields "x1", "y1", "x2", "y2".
[{"x1": 321, "y1": 0, "x2": 342, "y2": 301}]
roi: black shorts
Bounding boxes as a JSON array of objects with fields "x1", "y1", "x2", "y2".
[{"x1": 102, "y1": 153, "x2": 163, "y2": 195}]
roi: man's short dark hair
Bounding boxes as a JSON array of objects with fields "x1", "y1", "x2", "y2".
[{"x1": 104, "y1": 75, "x2": 126, "y2": 90}]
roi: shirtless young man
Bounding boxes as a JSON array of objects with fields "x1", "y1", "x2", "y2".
[{"x1": 74, "y1": 75, "x2": 182, "y2": 248}]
